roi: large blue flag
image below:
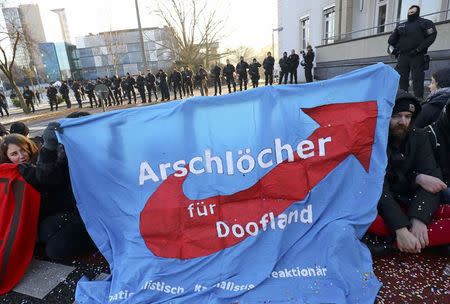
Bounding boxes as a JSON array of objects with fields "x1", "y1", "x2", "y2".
[{"x1": 58, "y1": 63, "x2": 398, "y2": 303}]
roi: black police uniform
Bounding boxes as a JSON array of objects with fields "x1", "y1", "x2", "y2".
[
  {"x1": 145, "y1": 73, "x2": 158, "y2": 102},
  {"x1": 263, "y1": 55, "x2": 275, "y2": 85},
  {"x1": 249, "y1": 61, "x2": 261, "y2": 88},
  {"x1": 170, "y1": 71, "x2": 183, "y2": 99},
  {"x1": 71, "y1": 82, "x2": 82, "y2": 108},
  {"x1": 59, "y1": 83, "x2": 71, "y2": 108},
  {"x1": 23, "y1": 89, "x2": 35, "y2": 113},
  {"x1": 124, "y1": 75, "x2": 137, "y2": 104},
  {"x1": 182, "y1": 69, "x2": 194, "y2": 96},
  {"x1": 236, "y1": 60, "x2": 250, "y2": 91},
  {"x1": 136, "y1": 74, "x2": 147, "y2": 103},
  {"x1": 211, "y1": 65, "x2": 222, "y2": 95},
  {"x1": 112, "y1": 76, "x2": 123, "y2": 104},
  {"x1": 156, "y1": 71, "x2": 170, "y2": 101},
  {"x1": 388, "y1": 10, "x2": 437, "y2": 99},
  {"x1": 288, "y1": 52, "x2": 300, "y2": 84},
  {"x1": 222, "y1": 64, "x2": 236, "y2": 93},
  {"x1": 279, "y1": 55, "x2": 289, "y2": 84},
  {"x1": 84, "y1": 82, "x2": 97, "y2": 108},
  {"x1": 302, "y1": 50, "x2": 315, "y2": 83}
]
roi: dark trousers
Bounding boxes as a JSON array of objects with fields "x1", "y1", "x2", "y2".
[
  {"x1": 126, "y1": 89, "x2": 137, "y2": 103},
  {"x1": 160, "y1": 84, "x2": 170, "y2": 100},
  {"x1": 238, "y1": 75, "x2": 247, "y2": 91},
  {"x1": 138, "y1": 87, "x2": 146, "y2": 102},
  {"x1": 75, "y1": 92, "x2": 82, "y2": 108},
  {"x1": 49, "y1": 97, "x2": 58, "y2": 111},
  {"x1": 88, "y1": 93, "x2": 97, "y2": 107},
  {"x1": 25, "y1": 99, "x2": 35, "y2": 113},
  {"x1": 63, "y1": 95, "x2": 71, "y2": 108},
  {"x1": 173, "y1": 82, "x2": 183, "y2": 99},
  {"x1": 265, "y1": 71, "x2": 273, "y2": 85},
  {"x1": 213, "y1": 78, "x2": 222, "y2": 95},
  {"x1": 146, "y1": 84, "x2": 158, "y2": 102},
  {"x1": 225, "y1": 77, "x2": 236, "y2": 93},
  {"x1": 396, "y1": 54, "x2": 425, "y2": 98},
  {"x1": 114, "y1": 89, "x2": 123, "y2": 104},
  {"x1": 39, "y1": 212, "x2": 95, "y2": 261},
  {"x1": 0, "y1": 103, "x2": 9, "y2": 116},
  {"x1": 251, "y1": 77, "x2": 259, "y2": 88},
  {"x1": 184, "y1": 80, "x2": 193, "y2": 96},
  {"x1": 279, "y1": 70, "x2": 288, "y2": 84},
  {"x1": 289, "y1": 68, "x2": 298, "y2": 84},
  {"x1": 305, "y1": 67, "x2": 313, "y2": 83}
]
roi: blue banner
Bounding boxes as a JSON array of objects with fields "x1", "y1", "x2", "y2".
[{"x1": 58, "y1": 63, "x2": 399, "y2": 303}]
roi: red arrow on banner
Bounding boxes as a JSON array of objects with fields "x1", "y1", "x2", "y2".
[{"x1": 140, "y1": 101, "x2": 378, "y2": 259}]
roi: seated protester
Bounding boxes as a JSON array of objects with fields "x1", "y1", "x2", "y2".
[
  {"x1": 368, "y1": 90, "x2": 450, "y2": 254},
  {"x1": 0, "y1": 131, "x2": 95, "y2": 261},
  {"x1": 9, "y1": 121, "x2": 29, "y2": 137},
  {"x1": 415, "y1": 68, "x2": 450, "y2": 128},
  {"x1": 425, "y1": 101, "x2": 450, "y2": 202}
]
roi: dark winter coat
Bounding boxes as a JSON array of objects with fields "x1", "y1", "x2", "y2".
[
  {"x1": 263, "y1": 56, "x2": 274, "y2": 73},
  {"x1": 414, "y1": 88, "x2": 450, "y2": 128},
  {"x1": 223, "y1": 64, "x2": 235, "y2": 79},
  {"x1": 279, "y1": 56, "x2": 289, "y2": 72},
  {"x1": 236, "y1": 61, "x2": 249, "y2": 77},
  {"x1": 303, "y1": 51, "x2": 315, "y2": 68},
  {"x1": 388, "y1": 17, "x2": 437, "y2": 55},
  {"x1": 378, "y1": 128, "x2": 442, "y2": 231},
  {"x1": 288, "y1": 53, "x2": 300, "y2": 71}
]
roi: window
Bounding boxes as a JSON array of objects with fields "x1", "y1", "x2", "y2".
[
  {"x1": 376, "y1": 1, "x2": 387, "y2": 33},
  {"x1": 300, "y1": 17, "x2": 310, "y2": 49},
  {"x1": 323, "y1": 6, "x2": 335, "y2": 44}
]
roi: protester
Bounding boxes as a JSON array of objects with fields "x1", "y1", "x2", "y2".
[
  {"x1": 425, "y1": 101, "x2": 450, "y2": 202},
  {"x1": 367, "y1": 90, "x2": 450, "y2": 255},
  {"x1": 388, "y1": 5, "x2": 437, "y2": 99},
  {"x1": 9, "y1": 122, "x2": 29, "y2": 137},
  {"x1": 414, "y1": 68, "x2": 450, "y2": 128}
]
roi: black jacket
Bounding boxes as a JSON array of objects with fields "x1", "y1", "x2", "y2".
[
  {"x1": 170, "y1": 71, "x2": 182, "y2": 84},
  {"x1": 136, "y1": 75, "x2": 146, "y2": 88},
  {"x1": 303, "y1": 51, "x2": 315, "y2": 68},
  {"x1": 18, "y1": 147, "x2": 77, "y2": 221},
  {"x1": 223, "y1": 64, "x2": 235, "y2": 78},
  {"x1": 211, "y1": 65, "x2": 221, "y2": 79},
  {"x1": 23, "y1": 89, "x2": 34, "y2": 101},
  {"x1": 59, "y1": 84, "x2": 69, "y2": 96},
  {"x1": 145, "y1": 73, "x2": 156, "y2": 86},
  {"x1": 279, "y1": 56, "x2": 289, "y2": 72},
  {"x1": 388, "y1": 17, "x2": 437, "y2": 54},
  {"x1": 425, "y1": 102, "x2": 450, "y2": 185},
  {"x1": 46, "y1": 87, "x2": 58, "y2": 99},
  {"x1": 236, "y1": 61, "x2": 249, "y2": 76},
  {"x1": 414, "y1": 88, "x2": 450, "y2": 128},
  {"x1": 263, "y1": 56, "x2": 275, "y2": 72},
  {"x1": 378, "y1": 129, "x2": 442, "y2": 231},
  {"x1": 288, "y1": 53, "x2": 300, "y2": 70},
  {"x1": 249, "y1": 62, "x2": 261, "y2": 79}
]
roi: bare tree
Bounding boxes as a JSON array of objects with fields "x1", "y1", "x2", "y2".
[
  {"x1": 0, "y1": 29, "x2": 30, "y2": 113},
  {"x1": 104, "y1": 27, "x2": 126, "y2": 76},
  {"x1": 152, "y1": 0, "x2": 227, "y2": 67}
]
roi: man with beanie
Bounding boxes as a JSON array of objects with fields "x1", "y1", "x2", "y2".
[
  {"x1": 388, "y1": 5, "x2": 437, "y2": 99},
  {"x1": 369, "y1": 90, "x2": 447, "y2": 254}
]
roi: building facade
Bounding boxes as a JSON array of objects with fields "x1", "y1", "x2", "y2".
[
  {"x1": 278, "y1": 0, "x2": 450, "y2": 81},
  {"x1": 39, "y1": 42, "x2": 81, "y2": 82},
  {"x1": 1, "y1": 4, "x2": 46, "y2": 72},
  {"x1": 75, "y1": 27, "x2": 174, "y2": 80}
]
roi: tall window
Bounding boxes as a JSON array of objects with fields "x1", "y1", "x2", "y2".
[
  {"x1": 323, "y1": 7, "x2": 335, "y2": 44},
  {"x1": 300, "y1": 17, "x2": 310, "y2": 49},
  {"x1": 376, "y1": 1, "x2": 387, "y2": 33}
]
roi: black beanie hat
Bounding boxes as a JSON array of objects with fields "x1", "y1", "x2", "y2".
[
  {"x1": 9, "y1": 122, "x2": 29, "y2": 136},
  {"x1": 393, "y1": 90, "x2": 421, "y2": 117},
  {"x1": 432, "y1": 68, "x2": 450, "y2": 88}
]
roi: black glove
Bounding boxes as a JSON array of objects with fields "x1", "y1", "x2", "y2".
[
  {"x1": 408, "y1": 49, "x2": 419, "y2": 56},
  {"x1": 42, "y1": 122, "x2": 61, "y2": 151}
]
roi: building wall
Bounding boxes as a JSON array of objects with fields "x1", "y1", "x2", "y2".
[
  {"x1": 39, "y1": 43, "x2": 61, "y2": 82},
  {"x1": 75, "y1": 27, "x2": 174, "y2": 80}
]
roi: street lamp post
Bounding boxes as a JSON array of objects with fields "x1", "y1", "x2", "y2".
[
  {"x1": 272, "y1": 26, "x2": 283, "y2": 57},
  {"x1": 135, "y1": 0, "x2": 149, "y2": 72}
]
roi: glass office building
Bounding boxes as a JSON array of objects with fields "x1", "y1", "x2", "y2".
[{"x1": 39, "y1": 42, "x2": 81, "y2": 82}]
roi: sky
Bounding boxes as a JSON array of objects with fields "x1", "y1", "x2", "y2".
[{"x1": 4, "y1": 0, "x2": 278, "y2": 50}]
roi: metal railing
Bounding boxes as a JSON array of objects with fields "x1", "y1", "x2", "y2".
[{"x1": 322, "y1": 9, "x2": 450, "y2": 45}]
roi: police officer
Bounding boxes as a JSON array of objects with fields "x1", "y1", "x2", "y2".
[
  {"x1": 301, "y1": 45, "x2": 315, "y2": 83},
  {"x1": 211, "y1": 63, "x2": 222, "y2": 96},
  {"x1": 263, "y1": 52, "x2": 275, "y2": 85},
  {"x1": 145, "y1": 71, "x2": 158, "y2": 102},
  {"x1": 182, "y1": 67, "x2": 194, "y2": 97},
  {"x1": 136, "y1": 72, "x2": 147, "y2": 103},
  {"x1": 156, "y1": 69, "x2": 170, "y2": 101},
  {"x1": 196, "y1": 65, "x2": 209, "y2": 96},
  {"x1": 223, "y1": 59, "x2": 236, "y2": 94},
  {"x1": 279, "y1": 52, "x2": 289, "y2": 85},
  {"x1": 170, "y1": 68, "x2": 183, "y2": 100},
  {"x1": 0, "y1": 91, "x2": 9, "y2": 117},
  {"x1": 103, "y1": 76, "x2": 116, "y2": 106},
  {"x1": 124, "y1": 73, "x2": 137, "y2": 104},
  {"x1": 249, "y1": 58, "x2": 261, "y2": 88},
  {"x1": 236, "y1": 56, "x2": 249, "y2": 91},
  {"x1": 71, "y1": 81, "x2": 82, "y2": 108},
  {"x1": 23, "y1": 86, "x2": 35, "y2": 113},
  {"x1": 84, "y1": 81, "x2": 97, "y2": 108},
  {"x1": 388, "y1": 5, "x2": 437, "y2": 99},
  {"x1": 112, "y1": 75, "x2": 123, "y2": 105},
  {"x1": 288, "y1": 49, "x2": 300, "y2": 84},
  {"x1": 59, "y1": 81, "x2": 71, "y2": 108}
]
